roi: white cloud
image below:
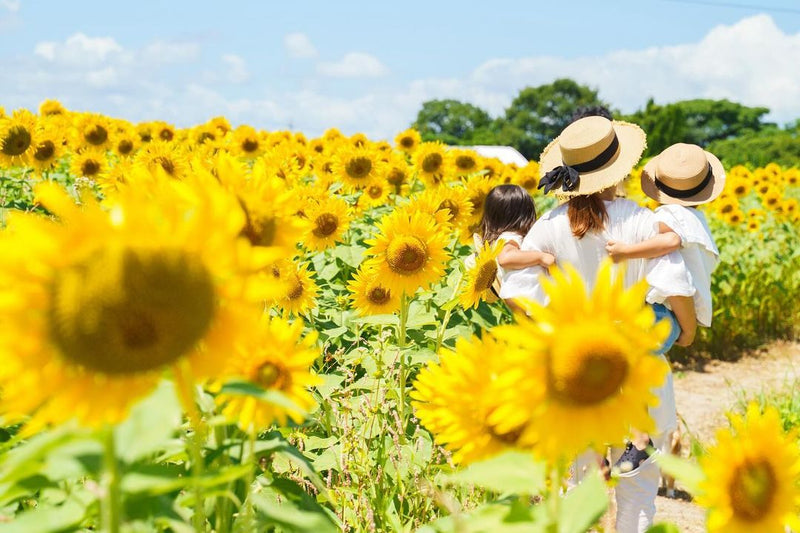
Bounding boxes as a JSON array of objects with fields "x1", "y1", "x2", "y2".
[
  {"x1": 317, "y1": 52, "x2": 389, "y2": 78},
  {"x1": 284, "y1": 32, "x2": 317, "y2": 59},
  {"x1": 222, "y1": 54, "x2": 250, "y2": 83},
  {"x1": 140, "y1": 41, "x2": 200, "y2": 65},
  {"x1": 1, "y1": 0, "x2": 20, "y2": 13},
  {"x1": 34, "y1": 33, "x2": 123, "y2": 66}
]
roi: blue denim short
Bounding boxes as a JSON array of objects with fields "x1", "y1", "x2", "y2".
[{"x1": 652, "y1": 303, "x2": 681, "y2": 355}]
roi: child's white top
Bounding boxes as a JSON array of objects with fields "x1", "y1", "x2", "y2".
[
  {"x1": 496, "y1": 231, "x2": 523, "y2": 283},
  {"x1": 500, "y1": 199, "x2": 694, "y2": 305},
  {"x1": 654, "y1": 204, "x2": 719, "y2": 327}
]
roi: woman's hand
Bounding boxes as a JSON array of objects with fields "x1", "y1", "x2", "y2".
[{"x1": 605, "y1": 240, "x2": 629, "y2": 263}]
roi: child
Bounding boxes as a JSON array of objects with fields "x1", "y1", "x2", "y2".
[
  {"x1": 478, "y1": 184, "x2": 555, "y2": 283},
  {"x1": 605, "y1": 143, "x2": 724, "y2": 474}
]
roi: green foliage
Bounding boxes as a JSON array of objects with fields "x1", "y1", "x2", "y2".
[
  {"x1": 708, "y1": 128, "x2": 800, "y2": 167},
  {"x1": 412, "y1": 99, "x2": 494, "y2": 146}
]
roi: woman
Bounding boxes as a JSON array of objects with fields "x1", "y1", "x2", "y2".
[{"x1": 500, "y1": 116, "x2": 696, "y2": 533}]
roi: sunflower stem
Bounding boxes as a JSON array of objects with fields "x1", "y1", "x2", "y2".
[
  {"x1": 435, "y1": 270, "x2": 464, "y2": 352},
  {"x1": 173, "y1": 363, "x2": 207, "y2": 532},
  {"x1": 396, "y1": 292, "x2": 410, "y2": 433},
  {"x1": 101, "y1": 427, "x2": 122, "y2": 533}
]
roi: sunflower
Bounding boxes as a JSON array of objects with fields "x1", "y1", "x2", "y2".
[
  {"x1": 413, "y1": 142, "x2": 451, "y2": 186},
  {"x1": 491, "y1": 261, "x2": 670, "y2": 461},
  {"x1": 216, "y1": 316, "x2": 320, "y2": 431},
  {"x1": 726, "y1": 209, "x2": 745, "y2": 225},
  {"x1": 28, "y1": 122, "x2": 66, "y2": 176},
  {"x1": 39, "y1": 99, "x2": 68, "y2": 117},
  {"x1": 303, "y1": 195, "x2": 351, "y2": 252},
  {"x1": 231, "y1": 125, "x2": 264, "y2": 159},
  {"x1": 364, "y1": 210, "x2": 450, "y2": 296},
  {"x1": 0, "y1": 109, "x2": 36, "y2": 168},
  {"x1": 762, "y1": 189, "x2": 783, "y2": 210},
  {"x1": 394, "y1": 128, "x2": 421, "y2": 154},
  {"x1": 450, "y1": 148, "x2": 481, "y2": 177},
  {"x1": 386, "y1": 152, "x2": 412, "y2": 195},
  {"x1": 151, "y1": 121, "x2": 176, "y2": 142},
  {"x1": 412, "y1": 333, "x2": 533, "y2": 464},
  {"x1": 747, "y1": 219, "x2": 760, "y2": 233},
  {"x1": 134, "y1": 141, "x2": 189, "y2": 180},
  {"x1": 714, "y1": 196, "x2": 739, "y2": 217},
  {"x1": 73, "y1": 113, "x2": 112, "y2": 150},
  {"x1": 69, "y1": 149, "x2": 108, "y2": 180},
  {"x1": 276, "y1": 261, "x2": 319, "y2": 316},
  {"x1": 333, "y1": 145, "x2": 384, "y2": 190},
  {"x1": 730, "y1": 178, "x2": 750, "y2": 198},
  {"x1": 783, "y1": 168, "x2": 799, "y2": 186},
  {"x1": 348, "y1": 266, "x2": 400, "y2": 316},
  {"x1": 361, "y1": 180, "x2": 391, "y2": 208},
  {"x1": 697, "y1": 404, "x2": 800, "y2": 533},
  {"x1": 782, "y1": 198, "x2": 798, "y2": 217},
  {"x1": 747, "y1": 208, "x2": 764, "y2": 220},
  {"x1": 480, "y1": 158, "x2": 503, "y2": 180},
  {"x1": 0, "y1": 174, "x2": 273, "y2": 429},
  {"x1": 463, "y1": 174, "x2": 496, "y2": 226},
  {"x1": 113, "y1": 126, "x2": 139, "y2": 158},
  {"x1": 514, "y1": 162, "x2": 541, "y2": 193},
  {"x1": 349, "y1": 132, "x2": 369, "y2": 148},
  {"x1": 459, "y1": 240, "x2": 502, "y2": 309}
]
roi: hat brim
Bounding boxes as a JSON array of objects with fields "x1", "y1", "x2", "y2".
[
  {"x1": 539, "y1": 120, "x2": 647, "y2": 197},
  {"x1": 640, "y1": 150, "x2": 726, "y2": 207}
]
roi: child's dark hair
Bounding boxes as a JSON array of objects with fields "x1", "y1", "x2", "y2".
[
  {"x1": 479, "y1": 184, "x2": 537, "y2": 244},
  {"x1": 570, "y1": 105, "x2": 613, "y2": 123}
]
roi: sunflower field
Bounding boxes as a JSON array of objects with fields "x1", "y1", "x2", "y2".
[{"x1": 1, "y1": 101, "x2": 800, "y2": 532}]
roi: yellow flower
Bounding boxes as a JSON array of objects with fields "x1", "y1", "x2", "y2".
[
  {"x1": 764, "y1": 162, "x2": 782, "y2": 177},
  {"x1": 73, "y1": 113, "x2": 112, "y2": 150},
  {"x1": 479, "y1": 158, "x2": 503, "y2": 181},
  {"x1": 726, "y1": 209, "x2": 745, "y2": 226},
  {"x1": 333, "y1": 145, "x2": 384, "y2": 190},
  {"x1": 730, "y1": 178, "x2": 750, "y2": 198},
  {"x1": 414, "y1": 142, "x2": 452, "y2": 186},
  {"x1": 412, "y1": 334, "x2": 532, "y2": 464},
  {"x1": 69, "y1": 149, "x2": 108, "y2": 179},
  {"x1": 394, "y1": 128, "x2": 421, "y2": 154},
  {"x1": 134, "y1": 141, "x2": 190, "y2": 180},
  {"x1": 463, "y1": 174, "x2": 496, "y2": 227},
  {"x1": 217, "y1": 316, "x2": 320, "y2": 431},
  {"x1": 714, "y1": 196, "x2": 739, "y2": 217},
  {"x1": 0, "y1": 109, "x2": 36, "y2": 168},
  {"x1": 698, "y1": 404, "x2": 800, "y2": 533},
  {"x1": 747, "y1": 208, "x2": 765, "y2": 220},
  {"x1": 782, "y1": 198, "x2": 798, "y2": 217},
  {"x1": 514, "y1": 161, "x2": 541, "y2": 194},
  {"x1": 303, "y1": 195, "x2": 351, "y2": 252},
  {"x1": 385, "y1": 152, "x2": 412, "y2": 195},
  {"x1": 783, "y1": 168, "x2": 799, "y2": 186},
  {"x1": 112, "y1": 125, "x2": 139, "y2": 158},
  {"x1": 492, "y1": 261, "x2": 670, "y2": 461},
  {"x1": 28, "y1": 122, "x2": 66, "y2": 176},
  {"x1": 151, "y1": 121, "x2": 176, "y2": 143},
  {"x1": 0, "y1": 175, "x2": 272, "y2": 429},
  {"x1": 459, "y1": 240, "x2": 502, "y2": 309},
  {"x1": 360, "y1": 180, "x2": 391, "y2": 208},
  {"x1": 747, "y1": 219, "x2": 760, "y2": 233},
  {"x1": 364, "y1": 210, "x2": 450, "y2": 296},
  {"x1": 38, "y1": 99, "x2": 68, "y2": 117},
  {"x1": 231, "y1": 125, "x2": 264, "y2": 159},
  {"x1": 762, "y1": 188, "x2": 783, "y2": 210},
  {"x1": 348, "y1": 266, "x2": 400, "y2": 316},
  {"x1": 450, "y1": 148, "x2": 481, "y2": 177},
  {"x1": 276, "y1": 261, "x2": 319, "y2": 316}
]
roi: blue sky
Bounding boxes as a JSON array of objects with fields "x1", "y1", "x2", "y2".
[{"x1": 2, "y1": 1, "x2": 800, "y2": 138}]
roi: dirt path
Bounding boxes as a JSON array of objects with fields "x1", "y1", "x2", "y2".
[{"x1": 651, "y1": 341, "x2": 800, "y2": 532}]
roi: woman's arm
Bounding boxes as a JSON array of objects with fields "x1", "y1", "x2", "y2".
[
  {"x1": 497, "y1": 242, "x2": 555, "y2": 270},
  {"x1": 606, "y1": 223, "x2": 681, "y2": 262}
]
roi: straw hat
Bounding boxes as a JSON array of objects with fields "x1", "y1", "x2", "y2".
[
  {"x1": 538, "y1": 116, "x2": 647, "y2": 197},
  {"x1": 641, "y1": 143, "x2": 726, "y2": 206}
]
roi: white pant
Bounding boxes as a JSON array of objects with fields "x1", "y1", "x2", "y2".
[{"x1": 611, "y1": 433, "x2": 668, "y2": 533}]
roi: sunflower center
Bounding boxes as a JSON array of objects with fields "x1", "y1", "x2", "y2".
[
  {"x1": 438, "y1": 199, "x2": 460, "y2": 218},
  {"x1": 312, "y1": 213, "x2": 339, "y2": 238},
  {"x1": 154, "y1": 156, "x2": 175, "y2": 176},
  {"x1": 455, "y1": 155, "x2": 476, "y2": 171},
  {"x1": 400, "y1": 136, "x2": 415, "y2": 149},
  {"x1": 49, "y1": 247, "x2": 216, "y2": 375},
  {"x1": 118, "y1": 140, "x2": 134, "y2": 155},
  {"x1": 85, "y1": 125, "x2": 108, "y2": 146},
  {"x1": 287, "y1": 277, "x2": 304, "y2": 301},
  {"x1": 345, "y1": 157, "x2": 372, "y2": 180},
  {"x1": 475, "y1": 261, "x2": 498, "y2": 291},
  {"x1": 367, "y1": 185, "x2": 383, "y2": 199},
  {"x1": 2, "y1": 126, "x2": 32, "y2": 156},
  {"x1": 34, "y1": 140, "x2": 56, "y2": 162},
  {"x1": 387, "y1": 168, "x2": 407, "y2": 185},
  {"x1": 81, "y1": 158, "x2": 101, "y2": 177},
  {"x1": 728, "y1": 459, "x2": 777, "y2": 522},
  {"x1": 159, "y1": 129, "x2": 174, "y2": 142},
  {"x1": 548, "y1": 343, "x2": 629, "y2": 406},
  {"x1": 367, "y1": 286, "x2": 391, "y2": 305},
  {"x1": 421, "y1": 153, "x2": 443, "y2": 174},
  {"x1": 487, "y1": 423, "x2": 525, "y2": 445},
  {"x1": 242, "y1": 212, "x2": 277, "y2": 247},
  {"x1": 469, "y1": 192, "x2": 487, "y2": 212},
  {"x1": 255, "y1": 362, "x2": 289, "y2": 390},
  {"x1": 198, "y1": 131, "x2": 215, "y2": 144},
  {"x1": 522, "y1": 177, "x2": 538, "y2": 190},
  {"x1": 386, "y1": 237, "x2": 427, "y2": 275},
  {"x1": 242, "y1": 138, "x2": 259, "y2": 153}
]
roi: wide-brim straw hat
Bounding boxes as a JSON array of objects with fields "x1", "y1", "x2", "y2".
[
  {"x1": 539, "y1": 116, "x2": 647, "y2": 197},
  {"x1": 641, "y1": 143, "x2": 726, "y2": 206}
]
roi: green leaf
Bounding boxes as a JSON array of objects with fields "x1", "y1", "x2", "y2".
[
  {"x1": 0, "y1": 498, "x2": 87, "y2": 533},
  {"x1": 654, "y1": 453, "x2": 704, "y2": 495},
  {"x1": 442, "y1": 451, "x2": 547, "y2": 495},
  {"x1": 121, "y1": 462, "x2": 251, "y2": 496},
  {"x1": 245, "y1": 478, "x2": 338, "y2": 533},
  {"x1": 557, "y1": 472, "x2": 608, "y2": 533},
  {"x1": 418, "y1": 500, "x2": 548, "y2": 533},
  {"x1": 645, "y1": 523, "x2": 682, "y2": 533},
  {"x1": 114, "y1": 381, "x2": 182, "y2": 463},
  {"x1": 220, "y1": 380, "x2": 308, "y2": 417},
  {"x1": 350, "y1": 314, "x2": 400, "y2": 327}
]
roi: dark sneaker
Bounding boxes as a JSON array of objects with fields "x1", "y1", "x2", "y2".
[{"x1": 614, "y1": 439, "x2": 654, "y2": 474}]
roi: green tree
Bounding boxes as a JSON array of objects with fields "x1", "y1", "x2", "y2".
[
  {"x1": 623, "y1": 99, "x2": 687, "y2": 157},
  {"x1": 707, "y1": 128, "x2": 800, "y2": 167},
  {"x1": 501, "y1": 79, "x2": 611, "y2": 159},
  {"x1": 412, "y1": 99, "x2": 494, "y2": 145}
]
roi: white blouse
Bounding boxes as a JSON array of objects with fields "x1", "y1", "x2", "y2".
[
  {"x1": 654, "y1": 204, "x2": 719, "y2": 327},
  {"x1": 500, "y1": 199, "x2": 694, "y2": 304}
]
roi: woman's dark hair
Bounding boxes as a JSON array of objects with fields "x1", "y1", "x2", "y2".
[
  {"x1": 570, "y1": 105, "x2": 613, "y2": 123},
  {"x1": 567, "y1": 193, "x2": 609, "y2": 238},
  {"x1": 479, "y1": 184, "x2": 537, "y2": 244}
]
